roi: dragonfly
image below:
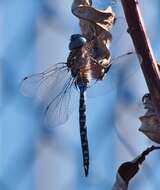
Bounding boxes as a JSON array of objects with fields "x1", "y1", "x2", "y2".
[{"x1": 20, "y1": 3, "x2": 138, "y2": 176}]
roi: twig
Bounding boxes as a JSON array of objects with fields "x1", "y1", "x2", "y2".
[{"x1": 120, "y1": 0, "x2": 160, "y2": 115}]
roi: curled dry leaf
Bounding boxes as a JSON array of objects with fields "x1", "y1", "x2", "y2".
[
  {"x1": 139, "y1": 94, "x2": 160, "y2": 143},
  {"x1": 72, "y1": 0, "x2": 116, "y2": 39},
  {"x1": 71, "y1": 0, "x2": 116, "y2": 76}
]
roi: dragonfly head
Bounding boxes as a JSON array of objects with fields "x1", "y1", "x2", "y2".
[{"x1": 69, "y1": 34, "x2": 87, "y2": 50}]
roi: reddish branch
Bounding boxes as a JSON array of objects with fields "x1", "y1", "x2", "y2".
[{"x1": 121, "y1": 0, "x2": 160, "y2": 114}]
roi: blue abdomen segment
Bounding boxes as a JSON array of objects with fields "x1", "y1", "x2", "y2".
[
  {"x1": 78, "y1": 81, "x2": 87, "y2": 93},
  {"x1": 69, "y1": 34, "x2": 87, "y2": 50}
]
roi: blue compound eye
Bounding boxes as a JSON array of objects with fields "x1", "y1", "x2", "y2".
[
  {"x1": 69, "y1": 34, "x2": 87, "y2": 50},
  {"x1": 70, "y1": 34, "x2": 82, "y2": 40}
]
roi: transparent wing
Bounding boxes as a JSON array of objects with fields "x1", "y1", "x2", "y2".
[
  {"x1": 44, "y1": 77, "x2": 79, "y2": 127},
  {"x1": 87, "y1": 52, "x2": 140, "y2": 97},
  {"x1": 20, "y1": 62, "x2": 78, "y2": 127},
  {"x1": 21, "y1": 63, "x2": 68, "y2": 104}
]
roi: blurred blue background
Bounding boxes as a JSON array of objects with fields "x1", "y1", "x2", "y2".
[{"x1": 0, "y1": 0, "x2": 160, "y2": 190}]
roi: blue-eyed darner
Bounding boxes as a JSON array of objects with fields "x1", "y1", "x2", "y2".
[{"x1": 21, "y1": 1, "x2": 138, "y2": 176}]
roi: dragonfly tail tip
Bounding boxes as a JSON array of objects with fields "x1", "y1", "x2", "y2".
[{"x1": 84, "y1": 165, "x2": 89, "y2": 177}]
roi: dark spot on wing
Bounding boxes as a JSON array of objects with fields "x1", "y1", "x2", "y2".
[{"x1": 23, "y1": 77, "x2": 28, "y2": 80}]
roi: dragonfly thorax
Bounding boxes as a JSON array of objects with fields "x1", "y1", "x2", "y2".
[
  {"x1": 67, "y1": 43, "x2": 112, "y2": 88},
  {"x1": 67, "y1": 46, "x2": 93, "y2": 87}
]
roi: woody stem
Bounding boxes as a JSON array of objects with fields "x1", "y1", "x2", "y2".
[{"x1": 121, "y1": 0, "x2": 160, "y2": 115}]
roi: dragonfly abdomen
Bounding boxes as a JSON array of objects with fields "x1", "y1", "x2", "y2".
[{"x1": 79, "y1": 90, "x2": 89, "y2": 176}]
